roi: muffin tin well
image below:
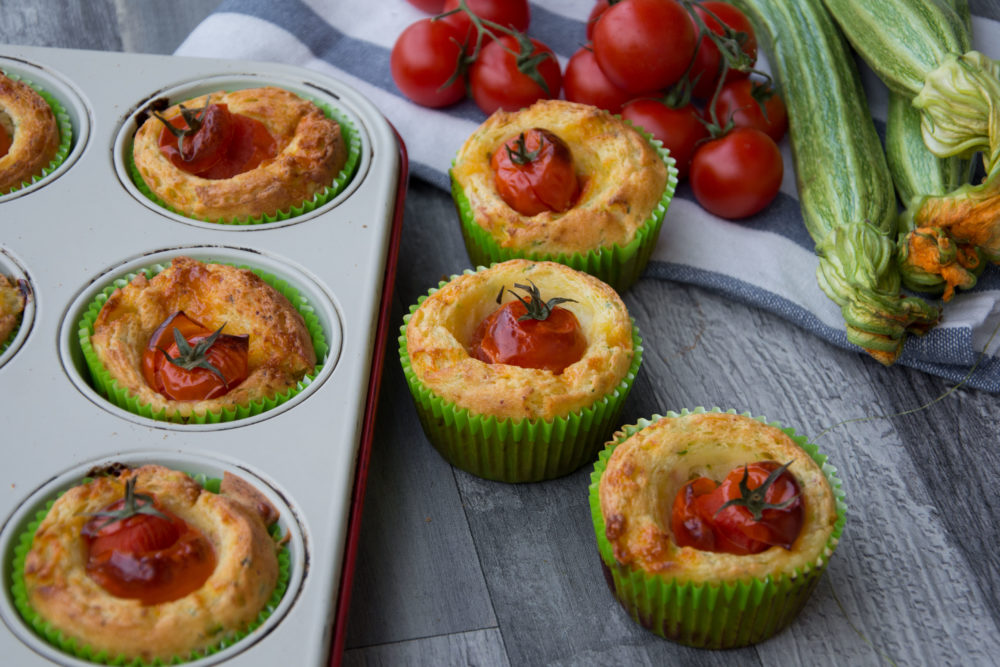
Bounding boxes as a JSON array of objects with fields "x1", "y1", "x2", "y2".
[
  {"x1": 0, "y1": 45, "x2": 403, "y2": 666},
  {"x1": 0, "y1": 247, "x2": 33, "y2": 369}
]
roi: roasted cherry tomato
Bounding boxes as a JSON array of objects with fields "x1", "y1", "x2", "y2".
[
  {"x1": 469, "y1": 35, "x2": 562, "y2": 115},
  {"x1": 390, "y1": 17, "x2": 468, "y2": 108},
  {"x1": 712, "y1": 78, "x2": 788, "y2": 143},
  {"x1": 563, "y1": 46, "x2": 634, "y2": 115},
  {"x1": 491, "y1": 128, "x2": 578, "y2": 216},
  {"x1": 689, "y1": 1, "x2": 758, "y2": 99},
  {"x1": 441, "y1": 0, "x2": 531, "y2": 50},
  {"x1": 82, "y1": 479, "x2": 216, "y2": 605},
  {"x1": 690, "y1": 127, "x2": 783, "y2": 219},
  {"x1": 142, "y1": 310, "x2": 250, "y2": 401},
  {"x1": 158, "y1": 102, "x2": 275, "y2": 179},
  {"x1": 592, "y1": 0, "x2": 696, "y2": 94},
  {"x1": 0, "y1": 124, "x2": 11, "y2": 158},
  {"x1": 470, "y1": 283, "x2": 586, "y2": 374},
  {"x1": 671, "y1": 460, "x2": 803, "y2": 555},
  {"x1": 621, "y1": 99, "x2": 708, "y2": 181}
]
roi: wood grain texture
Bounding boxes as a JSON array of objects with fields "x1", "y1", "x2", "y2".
[{"x1": 5, "y1": 4, "x2": 1000, "y2": 666}]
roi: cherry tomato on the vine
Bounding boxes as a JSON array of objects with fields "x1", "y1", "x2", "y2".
[
  {"x1": 690, "y1": 127, "x2": 783, "y2": 219},
  {"x1": 442, "y1": 0, "x2": 530, "y2": 50},
  {"x1": 592, "y1": 0, "x2": 696, "y2": 95},
  {"x1": 469, "y1": 35, "x2": 562, "y2": 115},
  {"x1": 470, "y1": 296, "x2": 586, "y2": 374},
  {"x1": 586, "y1": 0, "x2": 610, "y2": 41},
  {"x1": 563, "y1": 46, "x2": 633, "y2": 115},
  {"x1": 390, "y1": 18, "x2": 467, "y2": 108},
  {"x1": 491, "y1": 128, "x2": 579, "y2": 216},
  {"x1": 621, "y1": 99, "x2": 708, "y2": 180},
  {"x1": 671, "y1": 461, "x2": 803, "y2": 555},
  {"x1": 713, "y1": 78, "x2": 789, "y2": 143},
  {"x1": 688, "y1": 1, "x2": 758, "y2": 99},
  {"x1": 406, "y1": 0, "x2": 445, "y2": 12}
]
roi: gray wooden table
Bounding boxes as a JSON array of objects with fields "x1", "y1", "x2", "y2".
[{"x1": 3, "y1": 2, "x2": 999, "y2": 666}]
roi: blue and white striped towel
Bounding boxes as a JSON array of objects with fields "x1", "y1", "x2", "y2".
[{"x1": 177, "y1": 0, "x2": 1000, "y2": 391}]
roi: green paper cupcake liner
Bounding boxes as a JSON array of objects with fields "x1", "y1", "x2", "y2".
[
  {"x1": 77, "y1": 260, "x2": 329, "y2": 424},
  {"x1": 399, "y1": 281, "x2": 643, "y2": 483},
  {"x1": 9, "y1": 473, "x2": 292, "y2": 666},
  {"x1": 589, "y1": 407, "x2": 848, "y2": 649},
  {"x1": 1, "y1": 70, "x2": 73, "y2": 196},
  {"x1": 450, "y1": 122, "x2": 678, "y2": 293},
  {"x1": 128, "y1": 95, "x2": 361, "y2": 225}
]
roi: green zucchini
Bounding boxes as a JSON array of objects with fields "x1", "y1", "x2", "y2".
[
  {"x1": 730, "y1": 0, "x2": 939, "y2": 364},
  {"x1": 823, "y1": 0, "x2": 1000, "y2": 172}
]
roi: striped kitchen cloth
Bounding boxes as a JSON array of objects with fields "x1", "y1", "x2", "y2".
[{"x1": 176, "y1": 0, "x2": 1000, "y2": 391}]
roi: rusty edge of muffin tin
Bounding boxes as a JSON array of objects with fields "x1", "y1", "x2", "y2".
[{"x1": 0, "y1": 45, "x2": 405, "y2": 667}]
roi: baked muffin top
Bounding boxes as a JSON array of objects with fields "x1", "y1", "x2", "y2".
[
  {"x1": 405, "y1": 259, "x2": 634, "y2": 421},
  {"x1": 0, "y1": 73, "x2": 60, "y2": 193},
  {"x1": 23, "y1": 464, "x2": 280, "y2": 662},
  {"x1": 90, "y1": 256, "x2": 317, "y2": 419},
  {"x1": 132, "y1": 86, "x2": 345, "y2": 221},
  {"x1": 451, "y1": 99, "x2": 668, "y2": 256},
  {"x1": 599, "y1": 412, "x2": 838, "y2": 582}
]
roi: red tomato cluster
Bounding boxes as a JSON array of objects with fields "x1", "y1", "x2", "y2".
[
  {"x1": 395, "y1": 0, "x2": 790, "y2": 219},
  {"x1": 394, "y1": 0, "x2": 558, "y2": 115}
]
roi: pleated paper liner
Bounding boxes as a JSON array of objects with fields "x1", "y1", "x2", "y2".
[
  {"x1": 77, "y1": 261, "x2": 329, "y2": 424},
  {"x1": 127, "y1": 98, "x2": 361, "y2": 225},
  {"x1": 589, "y1": 408, "x2": 848, "y2": 649},
  {"x1": 0, "y1": 70, "x2": 73, "y2": 196},
  {"x1": 450, "y1": 123, "x2": 678, "y2": 293},
  {"x1": 399, "y1": 294, "x2": 643, "y2": 482},
  {"x1": 9, "y1": 473, "x2": 292, "y2": 666}
]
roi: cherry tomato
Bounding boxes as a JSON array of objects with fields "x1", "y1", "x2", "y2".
[
  {"x1": 690, "y1": 127, "x2": 783, "y2": 219},
  {"x1": 142, "y1": 311, "x2": 250, "y2": 401},
  {"x1": 491, "y1": 128, "x2": 579, "y2": 216},
  {"x1": 712, "y1": 78, "x2": 789, "y2": 143},
  {"x1": 442, "y1": 0, "x2": 530, "y2": 49},
  {"x1": 563, "y1": 46, "x2": 633, "y2": 115},
  {"x1": 470, "y1": 298, "x2": 586, "y2": 373},
  {"x1": 592, "y1": 0, "x2": 696, "y2": 95},
  {"x1": 671, "y1": 461, "x2": 803, "y2": 555},
  {"x1": 390, "y1": 18, "x2": 467, "y2": 108},
  {"x1": 406, "y1": 0, "x2": 445, "y2": 12},
  {"x1": 621, "y1": 99, "x2": 708, "y2": 180},
  {"x1": 82, "y1": 492, "x2": 216, "y2": 604},
  {"x1": 586, "y1": 1, "x2": 610, "y2": 41},
  {"x1": 469, "y1": 35, "x2": 562, "y2": 115},
  {"x1": 689, "y1": 1, "x2": 758, "y2": 99},
  {"x1": 158, "y1": 103, "x2": 275, "y2": 179},
  {"x1": 0, "y1": 124, "x2": 11, "y2": 158}
]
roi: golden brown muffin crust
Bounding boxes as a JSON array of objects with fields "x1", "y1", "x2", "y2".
[
  {"x1": 406, "y1": 259, "x2": 634, "y2": 421},
  {"x1": 90, "y1": 256, "x2": 317, "y2": 419},
  {"x1": 0, "y1": 74, "x2": 60, "y2": 193},
  {"x1": 452, "y1": 99, "x2": 668, "y2": 256},
  {"x1": 23, "y1": 465, "x2": 280, "y2": 662},
  {"x1": 132, "y1": 86, "x2": 346, "y2": 221},
  {"x1": 0, "y1": 274, "x2": 26, "y2": 343},
  {"x1": 599, "y1": 412, "x2": 838, "y2": 582}
]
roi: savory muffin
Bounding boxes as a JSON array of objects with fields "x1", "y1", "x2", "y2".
[
  {"x1": 132, "y1": 86, "x2": 347, "y2": 222},
  {"x1": 0, "y1": 273, "x2": 26, "y2": 346},
  {"x1": 591, "y1": 409, "x2": 845, "y2": 648},
  {"x1": 88, "y1": 256, "x2": 317, "y2": 421},
  {"x1": 450, "y1": 99, "x2": 676, "y2": 290},
  {"x1": 0, "y1": 72, "x2": 61, "y2": 194},
  {"x1": 401, "y1": 259, "x2": 642, "y2": 481},
  {"x1": 21, "y1": 464, "x2": 281, "y2": 662}
]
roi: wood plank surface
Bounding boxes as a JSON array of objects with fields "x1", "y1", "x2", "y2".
[{"x1": 3, "y1": 3, "x2": 1000, "y2": 667}]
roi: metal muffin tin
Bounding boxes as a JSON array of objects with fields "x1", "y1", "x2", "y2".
[{"x1": 0, "y1": 45, "x2": 404, "y2": 666}]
